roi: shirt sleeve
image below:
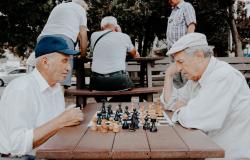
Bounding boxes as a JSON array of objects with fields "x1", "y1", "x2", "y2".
[
  {"x1": 172, "y1": 73, "x2": 242, "y2": 132},
  {"x1": 124, "y1": 34, "x2": 135, "y2": 52},
  {"x1": 184, "y1": 3, "x2": 196, "y2": 26},
  {"x1": 0, "y1": 86, "x2": 37, "y2": 155},
  {"x1": 80, "y1": 9, "x2": 88, "y2": 28},
  {"x1": 160, "y1": 81, "x2": 194, "y2": 111}
]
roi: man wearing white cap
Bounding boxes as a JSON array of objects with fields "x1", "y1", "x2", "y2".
[
  {"x1": 160, "y1": 32, "x2": 250, "y2": 159},
  {"x1": 89, "y1": 16, "x2": 140, "y2": 102}
]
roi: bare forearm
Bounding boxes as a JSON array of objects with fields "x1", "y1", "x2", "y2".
[
  {"x1": 129, "y1": 48, "x2": 140, "y2": 58},
  {"x1": 79, "y1": 26, "x2": 88, "y2": 57},
  {"x1": 187, "y1": 23, "x2": 196, "y2": 33},
  {"x1": 33, "y1": 117, "x2": 63, "y2": 148},
  {"x1": 163, "y1": 74, "x2": 174, "y2": 102}
]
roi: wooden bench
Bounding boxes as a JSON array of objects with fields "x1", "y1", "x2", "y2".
[
  {"x1": 65, "y1": 86, "x2": 163, "y2": 107},
  {"x1": 147, "y1": 57, "x2": 250, "y2": 87}
]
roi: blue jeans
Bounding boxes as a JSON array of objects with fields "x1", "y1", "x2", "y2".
[{"x1": 37, "y1": 34, "x2": 75, "y2": 86}]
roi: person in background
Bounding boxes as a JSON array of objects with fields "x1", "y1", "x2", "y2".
[
  {"x1": 89, "y1": 16, "x2": 140, "y2": 102},
  {"x1": 166, "y1": 0, "x2": 196, "y2": 88},
  {"x1": 38, "y1": 0, "x2": 88, "y2": 89},
  {"x1": 160, "y1": 33, "x2": 250, "y2": 159},
  {"x1": 0, "y1": 36, "x2": 84, "y2": 159}
]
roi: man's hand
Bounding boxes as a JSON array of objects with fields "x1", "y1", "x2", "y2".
[
  {"x1": 58, "y1": 107, "x2": 84, "y2": 127},
  {"x1": 172, "y1": 100, "x2": 186, "y2": 111},
  {"x1": 165, "y1": 63, "x2": 179, "y2": 77}
]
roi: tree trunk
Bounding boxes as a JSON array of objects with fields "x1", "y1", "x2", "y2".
[{"x1": 228, "y1": 4, "x2": 243, "y2": 57}]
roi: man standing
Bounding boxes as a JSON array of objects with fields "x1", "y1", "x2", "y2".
[
  {"x1": 161, "y1": 33, "x2": 250, "y2": 159},
  {"x1": 0, "y1": 36, "x2": 84, "y2": 158},
  {"x1": 38, "y1": 0, "x2": 88, "y2": 89},
  {"x1": 166, "y1": 0, "x2": 196, "y2": 88}
]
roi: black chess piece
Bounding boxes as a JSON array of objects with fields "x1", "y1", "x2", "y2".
[
  {"x1": 143, "y1": 115, "x2": 150, "y2": 130},
  {"x1": 118, "y1": 103, "x2": 123, "y2": 113},
  {"x1": 150, "y1": 118, "x2": 158, "y2": 132},
  {"x1": 101, "y1": 99, "x2": 106, "y2": 114},
  {"x1": 132, "y1": 109, "x2": 139, "y2": 129},
  {"x1": 122, "y1": 119, "x2": 129, "y2": 129},
  {"x1": 97, "y1": 112, "x2": 102, "y2": 125},
  {"x1": 125, "y1": 106, "x2": 130, "y2": 116},
  {"x1": 107, "y1": 104, "x2": 113, "y2": 115},
  {"x1": 114, "y1": 110, "x2": 120, "y2": 121}
]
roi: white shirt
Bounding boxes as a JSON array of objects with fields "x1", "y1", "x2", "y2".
[
  {"x1": 0, "y1": 68, "x2": 65, "y2": 156},
  {"x1": 38, "y1": 2, "x2": 87, "y2": 42},
  {"x1": 160, "y1": 56, "x2": 250, "y2": 159},
  {"x1": 91, "y1": 30, "x2": 134, "y2": 74}
]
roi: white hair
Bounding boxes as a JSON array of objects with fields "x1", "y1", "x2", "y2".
[
  {"x1": 72, "y1": 0, "x2": 89, "y2": 10},
  {"x1": 184, "y1": 45, "x2": 214, "y2": 58},
  {"x1": 101, "y1": 16, "x2": 118, "y2": 28}
]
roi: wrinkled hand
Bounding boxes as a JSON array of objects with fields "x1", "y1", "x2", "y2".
[
  {"x1": 171, "y1": 100, "x2": 186, "y2": 111},
  {"x1": 58, "y1": 107, "x2": 84, "y2": 127},
  {"x1": 165, "y1": 63, "x2": 179, "y2": 77}
]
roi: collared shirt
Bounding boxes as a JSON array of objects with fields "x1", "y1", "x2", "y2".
[
  {"x1": 166, "y1": 0, "x2": 196, "y2": 49},
  {"x1": 90, "y1": 30, "x2": 134, "y2": 74},
  {"x1": 160, "y1": 57, "x2": 250, "y2": 159},
  {"x1": 0, "y1": 68, "x2": 65, "y2": 156}
]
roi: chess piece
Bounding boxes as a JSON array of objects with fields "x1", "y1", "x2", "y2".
[
  {"x1": 122, "y1": 114, "x2": 129, "y2": 129},
  {"x1": 107, "y1": 104, "x2": 113, "y2": 115},
  {"x1": 125, "y1": 106, "x2": 130, "y2": 116},
  {"x1": 108, "y1": 122, "x2": 114, "y2": 131},
  {"x1": 143, "y1": 115, "x2": 150, "y2": 130},
  {"x1": 118, "y1": 103, "x2": 123, "y2": 113},
  {"x1": 101, "y1": 99, "x2": 106, "y2": 114},
  {"x1": 114, "y1": 110, "x2": 120, "y2": 121},
  {"x1": 150, "y1": 118, "x2": 158, "y2": 132},
  {"x1": 113, "y1": 123, "x2": 120, "y2": 133},
  {"x1": 91, "y1": 122, "x2": 98, "y2": 131},
  {"x1": 100, "y1": 121, "x2": 108, "y2": 133},
  {"x1": 97, "y1": 112, "x2": 102, "y2": 125}
]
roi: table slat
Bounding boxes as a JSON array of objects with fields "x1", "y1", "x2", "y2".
[
  {"x1": 112, "y1": 128, "x2": 150, "y2": 159},
  {"x1": 174, "y1": 125, "x2": 224, "y2": 158},
  {"x1": 147, "y1": 126, "x2": 188, "y2": 159}
]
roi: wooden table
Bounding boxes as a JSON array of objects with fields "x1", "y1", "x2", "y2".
[{"x1": 36, "y1": 103, "x2": 224, "y2": 159}]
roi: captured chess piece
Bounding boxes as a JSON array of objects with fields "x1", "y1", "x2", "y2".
[{"x1": 150, "y1": 118, "x2": 158, "y2": 132}]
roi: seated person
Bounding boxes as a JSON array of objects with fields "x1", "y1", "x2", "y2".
[
  {"x1": 89, "y1": 16, "x2": 140, "y2": 101},
  {"x1": 160, "y1": 33, "x2": 250, "y2": 159},
  {"x1": 0, "y1": 36, "x2": 84, "y2": 158}
]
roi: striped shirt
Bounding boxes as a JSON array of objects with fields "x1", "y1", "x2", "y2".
[{"x1": 166, "y1": 0, "x2": 196, "y2": 49}]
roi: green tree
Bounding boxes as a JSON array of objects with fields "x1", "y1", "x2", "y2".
[{"x1": 0, "y1": 0, "x2": 55, "y2": 56}]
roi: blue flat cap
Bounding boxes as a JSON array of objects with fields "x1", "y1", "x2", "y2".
[{"x1": 35, "y1": 36, "x2": 80, "y2": 58}]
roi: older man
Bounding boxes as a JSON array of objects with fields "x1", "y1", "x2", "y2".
[
  {"x1": 0, "y1": 36, "x2": 84, "y2": 158},
  {"x1": 160, "y1": 33, "x2": 250, "y2": 159},
  {"x1": 89, "y1": 16, "x2": 140, "y2": 102}
]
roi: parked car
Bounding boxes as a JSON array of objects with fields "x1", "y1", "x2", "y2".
[{"x1": 0, "y1": 67, "x2": 27, "y2": 87}]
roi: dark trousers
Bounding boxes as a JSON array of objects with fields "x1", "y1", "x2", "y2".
[{"x1": 89, "y1": 70, "x2": 134, "y2": 102}]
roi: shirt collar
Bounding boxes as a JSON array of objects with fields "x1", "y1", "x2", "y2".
[
  {"x1": 31, "y1": 68, "x2": 61, "y2": 94},
  {"x1": 173, "y1": 0, "x2": 185, "y2": 9},
  {"x1": 198, "y1": 56, "x2": 217, "y2": 85}
]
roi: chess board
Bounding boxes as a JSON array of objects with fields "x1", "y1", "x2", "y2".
[{"x1": 88, "y1": 102, "x2": 174, "y2": 133}]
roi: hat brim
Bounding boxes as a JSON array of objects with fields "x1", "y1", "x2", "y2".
[{"x1": 58, "y1": 49, "x2": 80, "y2": 55}]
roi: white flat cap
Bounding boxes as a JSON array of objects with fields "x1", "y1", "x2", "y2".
[
  {"x1": 166, "y1": 33, "x2": 208, "y2": 55},
  {"x1": 101, "y1": 16, "x2": 118, "y2": 27}
]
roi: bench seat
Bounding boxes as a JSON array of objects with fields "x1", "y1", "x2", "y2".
[{"x1": 65, "y1": 86, "x2": 163, "y2": 107}]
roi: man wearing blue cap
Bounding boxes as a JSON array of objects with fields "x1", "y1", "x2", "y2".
[
  {"x1": 160, "y1": 32, "x2": 250, "y2": 159},
  {"x1": 0, "y1": 36, "x2": 84, "y2": 158}
]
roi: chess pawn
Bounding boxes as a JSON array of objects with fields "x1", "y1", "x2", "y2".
[
  {"x1": 91, "y1": 123, "x2": 98, "y2": 131},
  {"x1": 122, "y1": 114, "x2": 129, "y2": 129},
  {"x1": 101, "y1": 121, "x2": 108, "y2": 133},
  {"x1": 118, "y1": 103, "x2": 123, "y2": 113},
  {"x1": 97, "y1": 112, "x2": 102, "y2": 125},
  {"x1": 108, "y1": 122, "x2": 114, "y2": 131},
  {"x1": 143, "y1": 115, "x2": 150, "y2": 130},
  {"x1": 113, "y1": 123, "x2": 120, "y2": 133}
]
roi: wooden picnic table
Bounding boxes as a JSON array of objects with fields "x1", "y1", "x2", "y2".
[{"x1": 36, "y1": 103, "x2": 224, "y2": 160}]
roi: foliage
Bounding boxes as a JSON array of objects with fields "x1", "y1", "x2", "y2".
[{"x1": 0, "y1": 0, "x2": 55, "y2": 56}]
